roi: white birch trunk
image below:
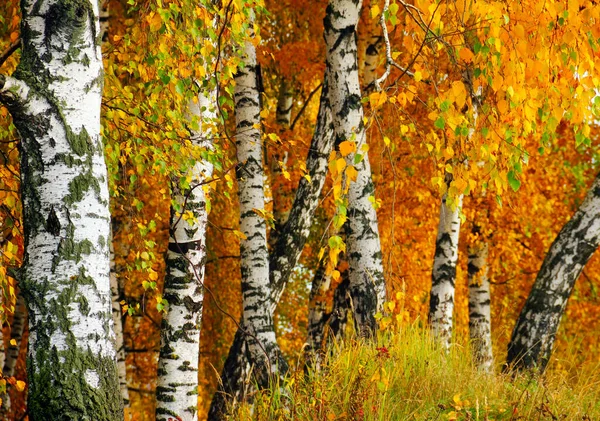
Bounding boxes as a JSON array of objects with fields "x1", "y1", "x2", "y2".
[
  {"x1": 210, "y1": 70, "x2": 335, "y2": 420},
  {"x1": 429, "y1": 189, "x2": 463, "y2": 348},
  {"x1": 325, "y1": 0, "x2": 386, "y2": 338},
  {"x1": 155, "y1": 92, "x2": 215, "y2": 421},
  {"x1": 0, "y1": 0, "x2": 123, "y2": 418},
  {"x1": 235, "y1": 35, "x2": 286, "y2": 389},
  {"x1": 467, "y1": 237, "x2": 493, "y2": 372},
  {"x1": 507, "y1": 174, "x2": 600, "y2": 372},
  {"x1": 109, "y1": 233, "x2": 129, "y2": 406}
]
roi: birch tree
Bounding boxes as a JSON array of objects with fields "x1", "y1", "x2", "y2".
[
  {"x1": 155, "y1": 92, "x2": 215, "y2": 420},
  {"x1": 428, "y1": 188, "x2": 463, "y2": 347},
  {"x1": 109, "y1": 231, "x2": 129, "y2": 407},
  {"x1": 325, "y1": 0, "x2": 386, "y2": 338},
  {"x1": 467, "y1": 228, "x2": 493, "y2": 372},
  {"x1": 507, "y1": 173, "x2": 600, "y2": 372},
  {"x1": 0, "y1": 0, "x2": 123, "y2": 418},
  {"x1": 209, "y1": 67, "x2": 335, "y2": 421},
  {"x1": 235, "y1": 31, "x2": 287, "y2": 390}
]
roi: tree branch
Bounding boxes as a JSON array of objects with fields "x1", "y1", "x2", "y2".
[{"x1": 0, "y1": 39, "x2": 20, "y2": 69}]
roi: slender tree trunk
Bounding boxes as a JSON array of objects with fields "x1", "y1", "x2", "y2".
[
  {"x1": 268, "y1": 78, "x2": 293, "y2": 250},
  {"x1": 0, "y1": 1, "x2": 123, "y2": 418},
  {"x1": 235, "y1": 34, "x2": 287, "y2": 390},
  {"x1": 429, "y1": 184, "x2": 463, "y2": 348},
  {"x1": 304, "y1": 263, "x2": 332, "y2": 369},
  {"x1": 209, "y1": 68, "x2": 335, "y2": 421},
  {"x1": 325, "y1": 0, "x2": 386, "y2": 338},
  {"x1": 156, "y1": 93, "x2": 215, "y2": 420},
  {"x1": 327, "y1": 271, "x2": 350, "y2": 342},
  {"x1": 0, "y1": 290, "x2": 25, "y2": 412},
  {"x1": 507, "y1": 174, "x2": 600, "y2": 372},
  {"x1": 109, "y1": 231, "x2": 130, "y2": 407},
  {"x1": 467, "y1": 230, "x2": 493, "y2": 372},
  {"x1": 3, "y1": 290, "x2": 25, "y2": 378},
  {"x1": 276, "y1": 78, "x2": 293, "y2": 127}
]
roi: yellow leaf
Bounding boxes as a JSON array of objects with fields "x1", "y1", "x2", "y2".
[
  {"x1": 459, "y1": 47, "x2": 474, "y2": 63},
  {"x1": 451, "y1": 81, "x2": 467, "y2": 109},
  {"x1": 370, "y1": 4, "x2": 381, "y2": 18},
  {"x1": 443, "y1": 146, "x2": 454, "y2": 159},
  {"x1": 233, "y1": 230, "x2": 247, "y2": 240},
  {"x1": 140, "y1": 251, "x2": 150, "y2": 260},
  {"x1": 303, "y1": 174, "x2": 312, "y2": 183},
  {"x1": 282, "y1": 170, "x2": 291, "y2": 181},
  {"x1": 339, "y1": 141, "x2": 356, "y2": 157},
  {"x1": 15, "y1": 380, "x2": 25, "y2": 392},
  {"x1": 148, "y1": 270, "x2": 158, "y2": 281},
  {"x1": 369, "y1": 91, "x2": 388, "y2": 108},
  {"x1": 384, "y1": 136, "x2": 390, "y2": 146},
  {"x1": 336, "y1": 158, "x2": 346, "y2": 173},
  {"x1": 414, "y1": 71, "x2": 423, "y2": 82},
  {"x1": 346, "y1": 166, "x2": 358, "y2": 182},
  {"x1": 9, "y1": 339, "x2": 16, "y2": 346}
]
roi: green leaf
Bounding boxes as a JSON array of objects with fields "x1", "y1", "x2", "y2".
[
  {"x1": 434, "y1": 117, "x2": 445, "y2": 129},
  {"x1": 507, "y1": 170, "x2": 521, "y2": 192}
]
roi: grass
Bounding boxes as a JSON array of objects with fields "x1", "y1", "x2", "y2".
[{"x1": 231, "y1": 323, "x2": 600, "y2": 420}]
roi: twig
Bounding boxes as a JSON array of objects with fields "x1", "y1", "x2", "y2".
[{"x1": 0, "y1": 39, "x2": 20, "y2": 69}]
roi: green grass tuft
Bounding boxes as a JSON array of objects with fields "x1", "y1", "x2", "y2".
[{"x1": 232, "y1": 323, "x2": 600, "y2": 420}]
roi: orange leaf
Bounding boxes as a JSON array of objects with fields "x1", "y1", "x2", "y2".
[{"x1": 459, "y1": 48, "x2": 474, "y2": 63}]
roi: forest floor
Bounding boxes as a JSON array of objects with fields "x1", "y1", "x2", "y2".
[{"x1": 230, "y1": 324, "x2": 600, "y2": 421}]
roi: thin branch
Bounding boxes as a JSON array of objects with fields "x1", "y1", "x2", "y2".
[
  {"x1": 0, "y1": 39, "x2": 20, "y2": 69},
  {"x1": 290, "y1": 83, "x2": 323, "y2": 131}
]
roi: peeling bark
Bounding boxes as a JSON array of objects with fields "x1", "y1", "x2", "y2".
[
  {"x1": 155, "y1": 93, "x2": 215, "y2": 420},
  {"x1": 507, "y1": 174, "x2": 600, "y2": 372},
  {"x1": 325, "y1": 0, "x2": 386, "y2": 338},
  {"x1": 0, "y1": 0, "x2": 123, "y2": 418}
]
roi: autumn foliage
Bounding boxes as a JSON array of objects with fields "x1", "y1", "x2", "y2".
[{"x1": 0, "y1": 0, "x2": 600, "y2": 419}]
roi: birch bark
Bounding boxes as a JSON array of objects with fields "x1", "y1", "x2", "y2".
[
  {"x1": 155, "y1": 92, "x2": 215, "y2": 420},
  {"x1": 467, "y1": 232, "x2": 493, "y2": 372},
  {"x1": 209, "y1": 68, "x2": 335, "y2": 421},
  {"x1": 235, "y1": 35, "x2": 287, "y2": 389},
  {"x1": 507, "y1": 174, "x2": 600, "y2": 372},
  {"x1": 0, "y1": 0, "x2": 123, "y2": 418},
  {"x1": 325, "y1": 0, "x2": 386, "y2": 338},
  {"x1": 109, "y1": 230, "x2": 129, "y2": 406}
]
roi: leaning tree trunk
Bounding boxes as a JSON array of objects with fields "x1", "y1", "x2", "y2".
[
  {"x1": 209, "y1": 69, "x2": 335, "y2": 421},
  {"x1": 156, "y1": 92, "x2": 215, "y2": 420},
  {"x1": 235, "y1": 33, "x2": 287, "y2": 392},
  {"x1": 507, "y1": 174, "x2": 600, "y2": 372},
  {"x1": 0, "y1": 1, "x2": 123, "y2": 419},
  {"x1": 467, "y1": 232, "x2": 493, "y2": 372},
  {"x1": 325, "y1": 0, "x2": 386, "y2": 338},
  {"x1": 429, "y1": 182, "x2": 463, "y2": 349}
]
